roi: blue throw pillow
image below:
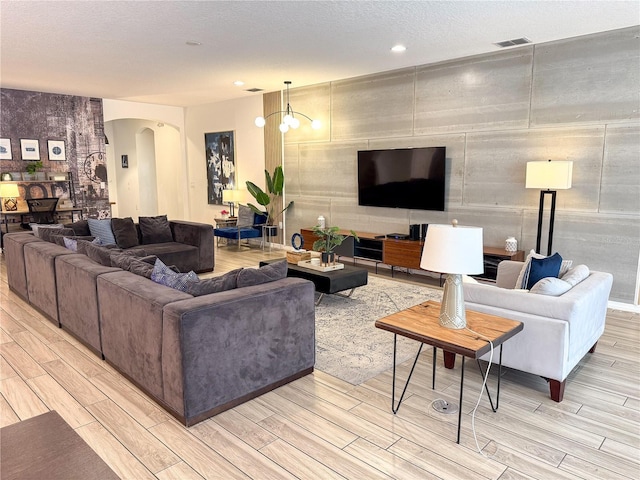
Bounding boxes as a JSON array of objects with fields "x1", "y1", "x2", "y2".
[
  {"x1": 150, "y1": 258, "x2": 199, "y2": 292},
  {"x1": 526, "y1": 252, "x2": 563, "y2": 289},
  {"x1": 88, "y1": 218, "x2": 117, "y2": 245}
]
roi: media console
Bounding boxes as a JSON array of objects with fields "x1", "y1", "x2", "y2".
[{"x1": 300, "y1": 228, "x2": 524, "y2": 281}]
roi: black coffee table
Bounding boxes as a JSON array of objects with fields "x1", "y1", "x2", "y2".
[{"x1": 260, "y1": 259, "x2": 368, "y2": 305}]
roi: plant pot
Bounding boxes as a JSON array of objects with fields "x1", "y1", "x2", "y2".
[
  {"x1": 321, "y1": 252, "x2": 335, "y2": 266},
  {"x1": 35, "y1": 172, "x2": 46, "y2": 181},
  {"x1": 22, "y1": 172, "x2": 36, "y2": 181}
]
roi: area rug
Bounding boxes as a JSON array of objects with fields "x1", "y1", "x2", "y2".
[{"x1": 314, "y1": 276, "x2": 442, "y2": 385}]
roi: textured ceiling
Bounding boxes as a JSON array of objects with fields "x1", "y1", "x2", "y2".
[{"x1": 1, "y1": 1, "x2": 638, "y2": 107}]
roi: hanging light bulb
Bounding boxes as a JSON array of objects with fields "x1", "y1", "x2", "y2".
[{"x1": 254, "y1": 81, "x2": 319, "y2": 134}]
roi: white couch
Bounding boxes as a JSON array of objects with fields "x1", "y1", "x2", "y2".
[{"x1": 464, "y1": 260, "x2": 613, "y2": 402}]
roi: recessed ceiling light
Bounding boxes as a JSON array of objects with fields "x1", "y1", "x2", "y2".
[
  {"x1": 391, "y1": 45, "x2": 406, "y2": 53},
  {"x1": 186, "y1": 41, "x2": 202, "y2": 46},
  {"x1": 233, "y1": 80, "x2": 245, "y2": 86}
]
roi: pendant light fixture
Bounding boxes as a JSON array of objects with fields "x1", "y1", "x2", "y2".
[{"x1": 255, "y1": 81, "x2": 321, "y2": 133}]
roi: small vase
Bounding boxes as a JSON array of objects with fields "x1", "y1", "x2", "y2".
[
  {"x1": 505, "y1": 237, "x2": 517, "y2": 252},
  {"x1": 321, "y1": 252, "x2": 335, "y2": 266}
]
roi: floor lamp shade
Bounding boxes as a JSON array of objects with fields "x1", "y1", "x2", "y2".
[
  {"x1": 420, "y1": 222, "x2": 483, "y2": 329},
  {"x1": 526, "y1": 160, "x2": 573, "y2": 255}
]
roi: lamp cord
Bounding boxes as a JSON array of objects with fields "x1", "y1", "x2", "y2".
[{"x1": 465, "y1": 327, "x2": 495, "y2": 458}]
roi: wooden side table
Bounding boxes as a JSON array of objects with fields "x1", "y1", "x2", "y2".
[
  {"x1": 375, "y1": 300, "x2": 523, "y2": 443},
  {"x1": 214, "y1": 217, "x2": 237, "y2": 227}
]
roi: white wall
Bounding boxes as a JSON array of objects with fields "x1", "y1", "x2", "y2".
[{"x1": 184, "y1": 95, "x2": 265, "y2": 224}]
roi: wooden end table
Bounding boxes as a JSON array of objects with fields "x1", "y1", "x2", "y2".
[{"x1": 375, "y1": 300, "x2": 523, "y2": 443}]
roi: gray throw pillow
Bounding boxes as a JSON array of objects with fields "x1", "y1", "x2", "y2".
[
  {"x1": 128, "y1": 258, "x2": 154, "y2": 279},
  {"x1": 65, "y1": 219, "x2": 91, "y2": 236},
  {"x1": 139, "y1": 215, "x2": 173, "y2": 244},
  {"x1": 111, "y1": 217, "x2": 140, "y2": 248},
  {"x1": 88, "y1": 218, "x2": 117, "y2": 245},
  {"x1": 47, "y1": 228, "x2": 76, "y2": 245},
  {"x1": 34, "y1": 224, "x2": 64, "y2": 241},
  {"x1": 236, "y1": 204, "x2": 255, "y2": 228},
  {"x1": 184, "y1": 268, "x2": 242, "y2": 296},
  {"x1": 237, "y1": 260, "x2": 287, "y2": 288},
  {"x1": 79, "y1": 240, "x2": 121, "y2": 266}
]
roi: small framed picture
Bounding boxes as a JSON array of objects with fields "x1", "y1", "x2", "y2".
[
  {"x1": 20, "y1": 138, "x2": 40, "y2": 160},
  {"x1": 0, "y1": 138, "x2": 12, "y2": 159},
  {"x1": 48, "y1": 140, "x2": 66, "y2": 161},
  {"x1": 121, "y1": 154, "x2": 129, "y2": 168}
]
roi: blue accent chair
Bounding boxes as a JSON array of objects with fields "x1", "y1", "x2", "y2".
[{"x1": 214, "y1": 213, "x2": 268, "y2": 247}]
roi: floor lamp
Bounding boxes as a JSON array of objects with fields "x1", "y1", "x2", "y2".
[
  {"x1": 420, "y1": 220, "x2": 484, "y2": 330},
  {"x1": 526, "y1": 160, "x2": 573, "y2": 256}
]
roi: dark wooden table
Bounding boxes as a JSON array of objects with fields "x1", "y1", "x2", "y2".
[
  {"x1": 0, "y1": 411, "x2": 119, "y2": 480},
  {"x1": 375, "y1": 300, "x2": 523, "y2": 443}
]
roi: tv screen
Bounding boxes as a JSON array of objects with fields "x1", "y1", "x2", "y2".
[{"x1": 357, "y1": 147, "x2": 446, "y2": 211}]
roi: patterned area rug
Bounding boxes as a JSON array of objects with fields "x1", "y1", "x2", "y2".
[{"x1": 314, "y1": 275, "x2": 442, "y2": 385}]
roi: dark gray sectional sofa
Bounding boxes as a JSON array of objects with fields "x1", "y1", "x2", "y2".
[{"x1": 4, "y1": 230, "x2": 316, "y2": 426}]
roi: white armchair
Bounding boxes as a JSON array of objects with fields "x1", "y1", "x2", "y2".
[{"x1": 464, "y1": 260, "x2": 613, "y2": 402}]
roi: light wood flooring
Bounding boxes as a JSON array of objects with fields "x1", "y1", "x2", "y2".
[{"x1": 1, "y1": 244, "x2": 639, "y2": 479}]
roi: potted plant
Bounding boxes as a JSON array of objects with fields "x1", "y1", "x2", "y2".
[
  {"x1": 23, "y1": 160, "x2": 44, "y2": 181},
  {"x1": 311, "y1": 225, "x2": 359, "y2": 266},
  {"x1": 246, "y1": 165, "x2": 293, "y2": 226}
]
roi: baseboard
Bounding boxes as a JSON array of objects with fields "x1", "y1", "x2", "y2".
[{"x1": 608, "y1": 300, "x2": 640, "y2": 313}]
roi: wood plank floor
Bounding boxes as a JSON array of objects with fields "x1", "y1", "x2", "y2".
[{"x1": 1, "y1": 244, "x2": 639, "y2": 479}]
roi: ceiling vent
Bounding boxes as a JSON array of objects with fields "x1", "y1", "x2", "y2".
[
  {"x1": 494, "y1": 37, "x2": 531, "y2": 48},
  {"x1": 245, "y1": 88, "x2": 264, "y2": 93}
]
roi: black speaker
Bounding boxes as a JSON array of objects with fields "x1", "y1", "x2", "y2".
[
  {"x1": 409, "y1": 224, "x2": 420, "y2": 241},
  {"x1": 421, "y1": 223, "x2": 429, "y2": 240}
]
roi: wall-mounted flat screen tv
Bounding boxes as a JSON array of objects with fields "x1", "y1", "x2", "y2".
[{"x1": 357, "y1": 147, "x2": 446, "y2": 211}]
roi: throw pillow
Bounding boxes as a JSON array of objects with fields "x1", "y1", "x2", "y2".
[
  {"x1": 35, "y1": 224, "x2": 65, "y2": 242},
  {"x1": 515, "y1": 249, "x2": 572, "y2": 289},
  {"x1": 151, "y1": 258, "x2": 198, "y2": 292},
  {"x1": 529, "y1": 277, "x2": 573, "y2": 296},
  {"x1": 88, "y1": 218, "x2": 117, "y2": 245},
  {"x1": 184, "y1": 268, "x2": 242, "y2": 296},
  {"x1": 63, "y1": 237, "x2": 78, "y2": 252},
  {"x1": 111, "y1": 217, "x2": 140, "y2": 249},
  {"x1": 128, "y1": 258, "x2": 154, "y2": 279},
  {"x1": 561, "y1": 264, "x2": 590, "y2": 287},
  {"x1": 237, "y1": 260, "x2": 287, "y2": 288},
  {"x1": 82, "y1": 241, "x2": 121, "y2": 266},
  {"x1": 66, "y1": 219, "x2": 91, "y2": 236},
  {"x1": 139, "y1": 215, "x2": 173, "y2": 244},
  {"x1": 526, "y1": 252, "x2": 563, "y2": 289},
  {"x1": 236, "y1": 204, "x2": 255, "y2": 228}
]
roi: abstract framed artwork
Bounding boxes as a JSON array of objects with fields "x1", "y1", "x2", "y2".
[
  {"x1": 0, "y1": 138, "x2": 11, "y2": 159},
  {"x1": 204, "y1": 131, "x2": 236, "y2": 205},
  {"x1": 48, "y1": 140, "x2": 66, "y2": 161},
  {"x1": 20, "y1": 138, "x2": 40, "y2": 160}
]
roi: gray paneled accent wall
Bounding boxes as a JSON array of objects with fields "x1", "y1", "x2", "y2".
[{"x1": 282, "y1": 26, "x2": 640, "y2": 303}]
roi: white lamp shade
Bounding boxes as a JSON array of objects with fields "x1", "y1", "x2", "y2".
[
  {"x1": 0, "y1": 183, "x2": 20, "y2": 198},
  {"x1": 222, "y1": 189, "x2": 242, "y2": 203},
  {"x1": 526, "y1": 161, "x2": 573, "y2": 190},
  {"x1": 420, "y1": 224, "x2": 484, "y2": 275}
]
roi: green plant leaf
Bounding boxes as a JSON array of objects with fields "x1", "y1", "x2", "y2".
[
  {"x1": 264, "y1": 169, "x2": 274, "y2": 194},
  {"x1": 247, "y1": 203, "x2": 266, "y2": 216},
  {"x1": 246, "y1": 181, "x2": 270, "y2": 206},
  {"x1": 272, "y1": 166, "x2": 284, "y2": 195}
]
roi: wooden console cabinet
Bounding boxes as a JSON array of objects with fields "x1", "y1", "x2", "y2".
[{"x1": 300, "y1": 227, "x2": 523, "y2": 281}]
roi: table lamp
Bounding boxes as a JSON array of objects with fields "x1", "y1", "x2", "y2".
[
  {"x1": 0, "y1": 183, "x2": 20, "y2": 211},
  {"x1": 222, "y1": 189, "x2": 241, "y2": 217},
  {"x1": 420, "y1": 220, "x2": 484, "y2": 329},
  {"x1": 526, "y1": 160, "x2": 573, "y2": 256}
]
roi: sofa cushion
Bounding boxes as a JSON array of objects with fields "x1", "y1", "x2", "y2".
[
  {"x1": 139, "y1": 215, "x2": 173, "y2": 244},
  {"x1": 529, "y1": 277, "x2": 573, "y2": 296},
  {"x1": 561, "y1": 264, "x2": 590, "y2": 287},
  {"x1": 78, "y1": 240, "x2": 121, "y2": 266},
  {"x1": 88, "y1": 218, "x2": 117, "y2": 245},
  {"x1": 184, "y1": 268, "x2": 242, "y2": 296},
  {"x1": 52, "y1": 234, "x2": 94, "y2": 247},
  {"x1": 32, "y1": 224, "x2": 64, "y2": 240},
  {"x1": 128, "y1": 258, "x2": 155, "y2": 278},
  {"x1": 236, "y1": 204, "x2": 255, "y2": 228},
  {"x1": 237, "y1": 260, "x2": 287, "y2": 288},
  {"x1": 66, "y1": 219, "x2": 91, "y2": 236},
  {"x1": 526, "y1": 252, "x2": 563, "y2": 289},
  {"x1": 111, "y1": 217, "x2": 140, "y2": 249},
  {"x1": 151, "y1": 258, "x2": 198, "y2": 292}
]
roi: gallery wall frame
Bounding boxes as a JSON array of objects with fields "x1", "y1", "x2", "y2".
[
  {"x1": 47, "y1": 139, "x2": 66, "y2": 161},
  {"x1": 0, "y1": 138, "x2": 11, "y2": 159},
  {"x1": 20, "y1": 138, "x2": 40, "y2": 160},
  {"x1": 204, "y1": 130, "x2": 236, "y2": 205}
]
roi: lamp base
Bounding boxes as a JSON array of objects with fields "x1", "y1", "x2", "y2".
[
  {"x1": 439, "y1": 274, "x2": 466, "y2": 329},
  {"x1": 3, "y1": 198, "x2": 18, "y2": 211}
]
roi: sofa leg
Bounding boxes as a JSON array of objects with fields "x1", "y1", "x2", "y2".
[
  {"x1": 548, "y1": 379, "x2": 565, "y2": 402},
  {"x1": 589, "y1": 341, "x2": 598, "y2": 354},
  {"x1": 443, "y1": 351, "x2": 456, "y2": 369}
]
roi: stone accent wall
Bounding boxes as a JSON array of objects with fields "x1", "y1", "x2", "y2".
[{"x1": 282, "y1": 27, "x2": 640, "y2": 303}]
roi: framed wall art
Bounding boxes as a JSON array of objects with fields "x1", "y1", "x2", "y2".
[
  {"x1": 0, "y1": 138, "x2": 12, "y2": 159},
  {"x1": 20, "y1": 138, "x2": 40, "y2": 160},
  {"x1": 47, "y1": 140, "x2": 66, "y2": 161},
  {"x1": 204, "y1": 131, "x2": 235, "y2": 205}
]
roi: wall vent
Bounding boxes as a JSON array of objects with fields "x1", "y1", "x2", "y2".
[
  {"x1": 245, "y1": 88, "x2": 264, "y2": 92},
  {"x1": 494, "y1": 37, "x2": 531, "y2": 48}
]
